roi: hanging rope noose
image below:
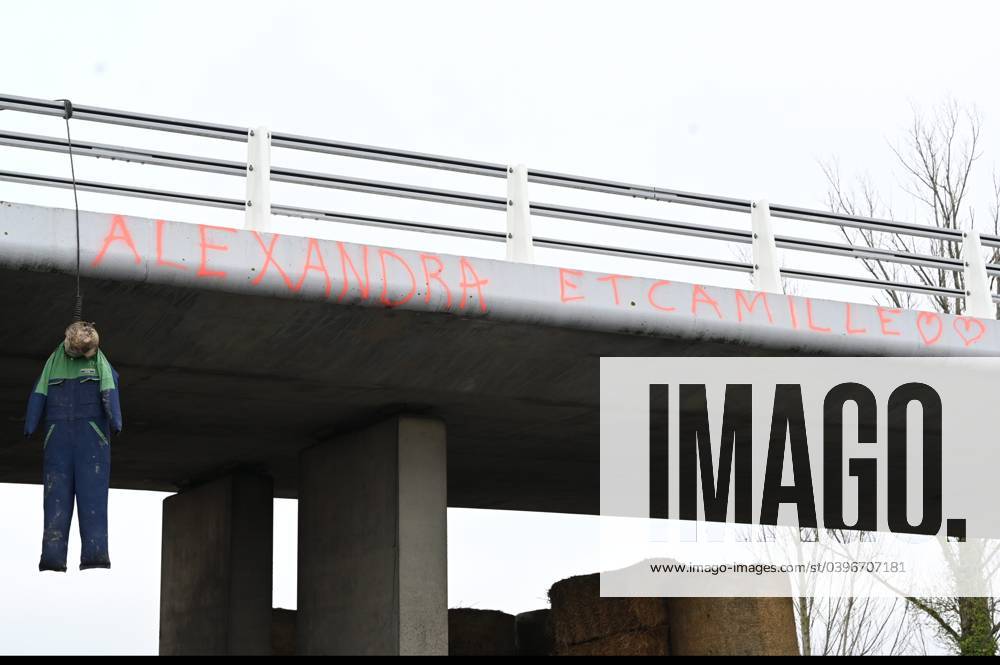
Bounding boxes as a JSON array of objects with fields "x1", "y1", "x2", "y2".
[{"x1": 56, "y1": 99, "x2": 83, "y2": 322}]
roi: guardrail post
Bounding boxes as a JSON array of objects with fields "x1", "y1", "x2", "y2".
[
  {"x1": 245, "y1": 126, "x2": 271, "y2": 231},
  {"x1": 962, "y1": 230, "x2": 995, "y2": 318},
  {"x1": 751, "y1": 199, "x2": 782, "y2": 293},
  {"x1": 506, "y1": 164, "x2": 534, "y2": 263}
]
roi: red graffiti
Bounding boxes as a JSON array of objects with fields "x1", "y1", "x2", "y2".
[
  {"x1": 337, "y1": 242, "x2": 371, "y2": 301},
  {"x1": 197, "y1": 225, "x2": 235, "y2": 279},
  {"x1": 877, "y1": 307, "x2": 901, "y2": 337},
  {"x1": 788, "y1": 296, "x2": 799, "y2": 330},
  {"x1": 559, "y1": 268, "x2": 584, "y2": 303},
  {"x1": 648, "y1": 281, "x2": 676, "y2": 312},
  {"x1": 805, "y1": 299, "x2": 831, "y2": 333},
  {"x1": 379, "y1": 248, "x2": 416, "y2": 307},
  {"x1": 953, "y1": 316, "x2": 986, "y2": 347},
  {"x1": 91, "y1": 215, "x2": 1000, "y2": 351},
  {"x1": 459, "y1": 257, "x2": 489, "y2": 312},
  {"x1": 916, "y1": 312, "x2": 943, "y2": 346},
  {"x1": 294, "y1": 238, "x2": 333, "y2": 297},
  {"x1": 598, "y1": 274, "x2": 631, "y2": 306},
  {"x1": 155, "y1": 220, "x2": 186, "y2": 271},
  {"x1": 735, "y1": 290, "x2": 773, "y2": 323},
  {"x1": 844, "y1": 303, "x2": 867, "y2": 335},
  {"x1": 420, "y1": 254, "x2": 452, "y2": 308},
  {"x1": 92, "y1": 215, "x2": 141, "y2": 267},
  {"x1": 251, "y1": 232, "x2": 294, "y2": 289},
  {"x1": 691, "y1": 285, "x2": 722, "y2": 319}
]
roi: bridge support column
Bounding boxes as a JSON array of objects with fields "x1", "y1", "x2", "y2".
[
  {"x1": 159, "y1": 472, "x2": 274, "y2": 655},
  {"x1": 297, "y1": 416, "x2": 448, "y2": 655}
]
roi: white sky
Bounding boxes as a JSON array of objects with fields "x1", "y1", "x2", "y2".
[{"x1": 2, "y1": 0, "x2": 1000, "y2": 654}]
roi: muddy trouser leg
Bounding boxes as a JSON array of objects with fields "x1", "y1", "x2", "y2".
[
  {"x1": 39, "y1": 422, "x2": 74, "y2": 572},
  {"x1": 77, "y1": 419, "x2": 112, "y2": 570}
]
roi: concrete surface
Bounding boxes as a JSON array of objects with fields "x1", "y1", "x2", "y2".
[
  {"x1": 296, "y1": 416, "x2": 447, "y2": 655},
  {"x1": 159, "y1": 472, "x2": 274, "y2": 655}
]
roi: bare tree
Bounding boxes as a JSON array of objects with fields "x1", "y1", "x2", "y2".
[
  {"x1": 790, "y1": 529, "x2": 919, "y2": 655},
  {"x1": 821, "y1": 100, "x2": 1000, "y2": 316},
  {"x1": 822, "y1": 99, "x2": 1000, "y2": 655},
  {"x1": 802, "y1": 596, "x2": 919, "y2": 656}
]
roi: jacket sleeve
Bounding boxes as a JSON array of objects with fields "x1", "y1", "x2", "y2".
[
  {"x1": 102, "y1": 366, "x2": 123, "y2": 434},
  {"x1": 24, "y1": 375, "x2": 47, "y2": 438}
]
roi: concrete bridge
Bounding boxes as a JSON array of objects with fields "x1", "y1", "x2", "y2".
[
  {"x1": 2, "y1": 92, "x2": 999, "y2": 655},
  {"x1": 1, "y1": 201, "x2": 997, "y2": 654}
]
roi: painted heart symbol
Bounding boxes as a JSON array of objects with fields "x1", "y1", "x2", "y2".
[
  {"x1": 916, "y1": 311, "x2": 943, "y2": 345},
  {"x1": 953, "y1": 316, "x2": 986, "y2": 347}
]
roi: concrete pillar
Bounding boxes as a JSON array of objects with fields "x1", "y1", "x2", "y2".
[
  {"x1": 297, "y1": 416, "x2": 447, "y2": 655},
  {"x1": 159, "y1": 472, "x2": 274, "y2": 655}
]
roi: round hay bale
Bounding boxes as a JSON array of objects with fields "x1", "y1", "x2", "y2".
[
  {"x1": 667, "y1": 597, "x2": 799, "y2": 656},
  {"x1": 548, "y1": 573, "x2": 670, "y2": 647},
  {"x1": 515, "y1": 609, "x2": 554, "y2": 656},
  {"x1": 271, "y1": 608, "x2": 296, "y2": 656},
  {"x1": 558, "y1": 629, "x2": 671, "y2": 656},
  {"x1": 448, "y1": 608, "x2": 516, "y2": 656}
]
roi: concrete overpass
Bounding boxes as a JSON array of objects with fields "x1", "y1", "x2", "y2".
[
  {"x1": 5, "y1": 202, "x2": 996, "y2": 503},
  {"x1": 2, "y1": 202, "x2": 998, "y2": 654},
  {"x1": 2, "y1": 92, "x2": 999, "y2": 656}
]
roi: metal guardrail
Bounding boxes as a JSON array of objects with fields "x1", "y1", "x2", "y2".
[{"x1": 0, "y1": 92, "x2": 997, "y2": 314}]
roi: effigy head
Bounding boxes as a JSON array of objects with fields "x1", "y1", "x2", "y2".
[{"x1": 64, "y1": 321, "x2": 99, "y2": 359}]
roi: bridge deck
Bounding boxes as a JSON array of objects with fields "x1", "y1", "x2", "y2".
[{"x1": 1, "y1": 202, "x2": 995, "y2": 513}]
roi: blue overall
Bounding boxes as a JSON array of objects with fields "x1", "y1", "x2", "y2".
[{"x1": 25, "y1": 360, "x2": 121, "y2": 572}]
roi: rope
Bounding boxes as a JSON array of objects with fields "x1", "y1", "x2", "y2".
[{"x1": 56, "y1": 99, "x2": 83, "y2": 322}]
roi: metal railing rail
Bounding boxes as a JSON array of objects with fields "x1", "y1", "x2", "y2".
[{"x1": 0, "y1": 92, "x2": 997, "y2": 314}]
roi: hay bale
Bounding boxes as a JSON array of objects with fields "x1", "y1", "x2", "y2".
[
  {"x1": 667, "y1": 597, "x2": 799, "y2": 656},
  {"x1": 271, "y1": 608, "x2": 296, "y2": 656},
  {"x1": 560, "y1": 630, "x2": 671, "y2": 656},
  {"x1": 448, "y1": 608, "x2": 516, "y2": 656},
  {"x1": 515, "y1": 609, "x2": 554, "y2": 656},
  {"x1": 548, "y1": 572, "x2": 670, "y2": 648}
]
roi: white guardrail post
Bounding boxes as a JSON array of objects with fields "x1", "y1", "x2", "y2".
[
  {"x1": 245, "y1": 126, "x2": 271, "y2": 231},
  {"x1": 506, "y1": 164, "x2": 534, "y2": 263},
  {"x1": 962, "y1": 230, "x2": 995, "y2": 318},
  {"x1": 751, "y1": 199, "x2": 782, "y2": 294}
]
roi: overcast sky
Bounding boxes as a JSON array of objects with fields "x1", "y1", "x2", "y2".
[{"x1": 3, "y1": 0, "x2": 1000, "y2": 654}]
